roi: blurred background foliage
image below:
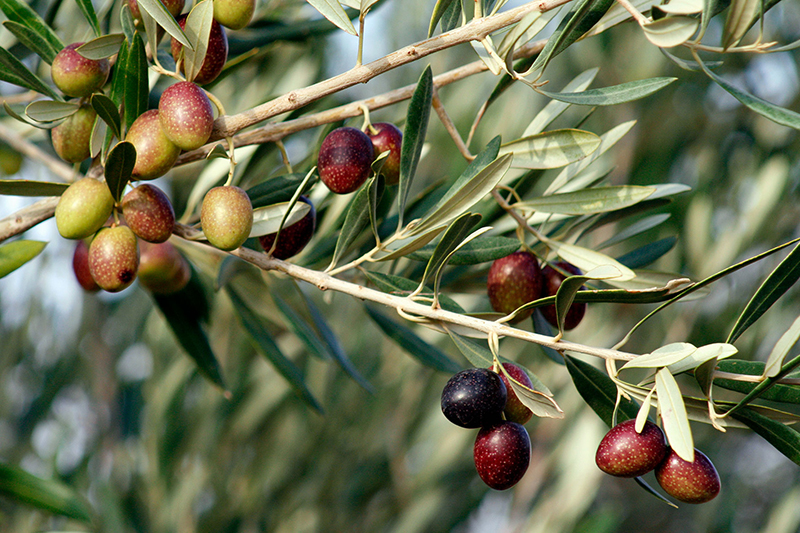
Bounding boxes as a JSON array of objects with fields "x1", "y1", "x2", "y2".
[{"x1": 1, "y1": 0, "x2": 800, "y2": 531}]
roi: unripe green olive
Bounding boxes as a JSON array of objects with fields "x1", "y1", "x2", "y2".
[{"x1": 55, "y1": 177, "x2": 114, "y2": 240}]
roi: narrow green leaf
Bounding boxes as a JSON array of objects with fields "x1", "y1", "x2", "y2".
[
  {"x1": 433, "y1": 136, "x2": 501, "y2": 210},
  {"x1": 361, "y1": 270, "x2": 466, "y2": 313},
  {"x1": 248, "y1": 201, "x2": 310, "y2": 238},
  {"x1": 25, "y1": 100, "x2": 79, "y2": 123},
  {"x1": 763, "y1": 316, "x2": 800, "y2": 378},
  {"x1": 154, "y1": 283, "x2": 227, "y2": 390},
  {"x1": 428, "y1": 0, "x2": 458, "y2": 37},
  {"x1": 377, "y1": 225, "x2": 446, "y2": 261},
  {"x1": 660, "y1": 48, "x2": 723, "y2": 72},
  {"x1": 731, "y1": 407, "x2": 800, "y2": 466},
  {"x1": 699, "y1": 0, "x2": 723, "y2": 38},
  {"x1": 655, "y1": 367, "x2": 694, "y2": 461},
  {"x1": 409, "y1": 153, "x2": 512, "y2": 237},
  {"x1": 621, "y1": 343, "x2": 697, "y2": 371},
  {"x1": 2, "y1": 20, "x2": 58, "y2": 64},
  {"x1": 642, "y1": 16, "x2": 699, "y2": 48},
  {"x1": 0, "y1": 180, "x2": 68, "y2": 197},
  {"x1": 417, "y1": 212, "x2": 480, "y2": 292},
  {"x1": 546, "y1": 240, "x2": 636, "y2": 281},
  {"x1": 447, "y1": 329, "x2": 493, "y2": 367},
  {"x1": 513, "y1": 186, "x2": 655, "y2": 215},
  {"x1": 0, "y1": 0, "x2": 64, "y2": 57},
  {"x1": 138, "y1": 0, "x2": 192, "y2": 48},
  {"x1": 104, "y1": 141, "x2": 136, "y2": 202},
  {"x1": 0, "y1": 47, "x2": 61, "y2": 100},
  {"x1": 539, "y1": 77, "x2": 676, "y2": 106},
  {"x1": 91, "y1": 94, "x2": 122, "y2": 140},
  {"x1": 615, "y1": 236, "x2": 678, "y2": 269},
  {"x1": 246, "y1": 173, "x2": 312, "y2": 207},
  {"x1": 714, "y1": 359, "x2": 800, "y2": 404},
  {"x1": 0, "y1": 462, "x2": 91, "y2": 521},
  {"x1": 302, "y1": 293, "x2": 373, "y2": 392},
  {"x1": 440, "y1": 0, "x2": 461, "y2": 31},
  {"x1": 124, "y1": 33, "x2": 149, "y2": 132},
  {"x1": 728, "y1": 244, "x2": 800, "y2": 344},
  {"x1": 139, "y1": 4, "x2": 161, "y2": 66},
  {"x1": 183, "y1": 0, "x2": 214, "y2": 84},
  {"x1": 76, "y1": 34, "x2": 125, "y2": 60},
  {"x1": 524, "y1": 68, "x2": 598, "y2": 136},
  {"x1": 90, "y1": 114, "x2": 108, "y2": 160},
  {"x1": 496, "y1": 361, "x2": 564, "y2": 418},
  {"x1": 668, "y1": 343, "x2": 737, "y2": 376},
  {"x1": 0, "y1": 240, "x2": 46, "y2": 278},
  {"x1": 305, "y1": 0, "x2": 357, "y2": 35},
  {"x1": 365, "y1": 305, "x2": 461, "y2": 373},
  {"x1": 74, "y1": 0, "x2": 102, "y2": 37},
  {"x1": 227, "y1": 288, "x2": 323, "y2": 412},
  {"x1": 121, "y1": 4, "x2": 136, "y2": 43},
  {"x1": 330, "y1": 177, "x2": 381, "y2": 269},
  {"x1": 499, "y1": 129, "x2": 601, "y2": 169},
  {"x1": 272, "y1": 293, "x2": 332, "y2": 360},
  {"x1": 597, "y1": 214, "x2": 670, "y2": 250},
  {"x1": 109, "y1": 36, "x2": 129, "y2": 108},
  {"x1": 722, "y1": 0, "x2": 760, "y2": 49},
  {"x1": 564, "y1": 354, "x2": 639, "y2": 426},
  {"x1": 407, "y1": 235, "x2": 520, "y2": 265},
  {"x1": 398, "y1": 66, "x2": 433, "y2": 227}
]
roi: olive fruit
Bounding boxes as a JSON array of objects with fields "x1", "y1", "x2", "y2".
[
  {"x1": 55, "y1": 177, "x2": 114, "y2": 240},
  {"x1": 318, "y1": 127, "x2": 375, "y2": 194},
  {"x1": 137, "y1": 240, "x2": 191, "y2": 294},
  {"x1": 213, "y1": 0, "x2": 256, "y2": 30},
  {"x1": 494, "y1": 362, "x2": 534, "y2": 425},
  {"x1": 441, "y1": 368, "x2": 507, "y2": 429},
  {"x1": 655, "y1": 448, "x2": 721, "y2": 504},
  {"x1": 171, "y1": 15, "x2": 228, "y2": 85},
  {"x1": 126, "y1": 110, "x2": 181, "y2": 181},
  {"x1": 595, "y1": 419, "x2": 668, "y2": 478},
  {"x1": 88, "y1": 226, "x2": 139, "y2": 292},
  {"x1": 72, "y1": 239, "x2": 100, "y2": 292},
  {"x1": 474, "y1": 421, "x2": 531, "y2": 490},
  {"x1": 158, "y1": 81, "x2": 214, "y2": 151},
  {"x1": 200, "y1": 185, "x2": 253, "y2": 251},
  {"x1": 368, "y1": 122, "x2": 402, "y2": 185},
  {"x1": 540, "y1": 262, "x2": 586, "y2": 330},
  {"x1": 258, "y1": 196, "x2": 316, "y2": 260},
  {"x1": 487, "y1": 251, "x2": 542, "y2": 322},
  {"x1": 51, "y1": 104, "x2": 97, "y2": 163},
  {"x1": 51, "y1": 43, "x2": 110, "y2": 97},
  {"x1": 128, "y1": 0, "x2": 184, "y2": 21},
  {"x1": 121, "y1": 184, "x2": 175, "y2": 243}
]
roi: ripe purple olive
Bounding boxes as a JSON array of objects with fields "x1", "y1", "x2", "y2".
[
  {"x1": 128, "y1": 0, "x2": 184, "y2": 21},
  {"x1": 487, "y1": 251, "x2": 542, "y2": 322},
  {"x1": 258, "y1": 196, "x2": 316, "y2": 260},
  {"x1": 540, "y1": 262, "x2": 586, "y2": 330},
  {"x1": 318, "y1": 127, "x2": 375, "y2": 194},
  {"x1": 200, "y1": 185, "x2": 253, "y2": 251},
  {"x1": 655, "y1": 448, "x2": 721, "y2": 504},
  {"x1": 158, "y1": 81, "x2": 214, "y2": 151},
  {"x1": 213, "y1": 0, "x2": 256, "y2": 30},
  {"x1": 88, "y1": 226, "x2": 140, "y2": 292},
  {"x1": 474, "y1": 421, "x2": 531, "y2": 490},
  {"x1": 595, "y1": 419, "x2": 668, "y2": 478},
  {"x1": 126, "y1": 110, "x2": 181, "y2": 181},
  {"x1": 171, "y1": 15, "x2": 228, "y2": 85},
  {"x1": 441, "y1": 368, "x2": 507, "y2": 429},
  {"x1": 51, "y1": 104, "x2": 97, "y2": 163},
  {"x1": 51, "y1": 43, "x2": 110, "y2": 97},
  {"x1": 368, "y1": 122, "x2": 403, "y2": 185},
  {"x1": 493, "y1": 363, "x2": 534, "y2": 425},
  {"x1": 121, "y1": 184, "x2": 175, "y2": 243},
  {"x1": 137, "y1": 240, "x2": 191, "y2": 294},
  {"x1": 55, "y1": 177, "x2": 115, "y2": 240},
  {"x1": 72, "y1": 239, "x2": 100, "y2": 292}
]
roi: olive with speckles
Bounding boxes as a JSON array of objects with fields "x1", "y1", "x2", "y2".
[
  {"x1": 441, "y1": 368, "x2": 507, "y2": 429},
  {"x1": 171, "y1": 15, "x2": 228, "y2": 85},
  {"x1": 138, "y1": 240, "x2": 191, "y2": 294},
  {"x1": 51, "y1": 104, "x2": 96, "y2": 163},
  {"x1": 540, "y1": 261, "x2": 587, "y2": 330},
  {"x1": 487, "y1": 251, "x2": 542, "y2": 322},
  {"x1": 201, "y1": 185, "x2": 253, "y2": 251},
  {"x1": 595, "y1": 419, "x2": 668, "y2": 478},
  {"x1": 656, "y1": 448, "x2": 721, "y2": 504},
  {"x1": 55, "y1": 177, "x2": 114, "y2": 240},
  {"x1": 126, "y1": 110, "x2": 181, "y2": 180},
  {"x1": 121, "y1": 184, "x2": 175, "y2": 243},
  {"x1": 88, "y1": 226, "x2": 140, "y2": 293},
  {"x1": 368, "y1": 122, "x2": 403, "y2": 185},
  {"x1": 474, "y1": 421, "x2": 531, "y2": 490},
  {"x1": 318, "y1": 127, "x2": 375, "y2": 194},
  {"x1": 51, "y1": 43, "x2": 110, "y2": 97},
  {"x1": 158, "y1": 81, "x2": 214, "y2": 151},
  {"x1": 258, "y1": 196, "x2": 315, "y2": 260}
]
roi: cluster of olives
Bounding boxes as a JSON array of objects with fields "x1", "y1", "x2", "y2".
[
  {"x1": 487, "y1": 251, "x2": 587, "y2": 329},
  {"x1": 595, "y1": 419, "x2": 721, "y2": 504},
  {"x1": 317, "y1": 123, "x2": 403, "y2": 193},
  {"x1": 440, "y1": 363, "x2": 535, "y2": 490}
]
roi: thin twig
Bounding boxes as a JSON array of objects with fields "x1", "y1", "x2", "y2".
[
  {"x1": 432, "y1": 87, "x2": 474, "y2": 161},
  {"x1": 613, "y1": 0, "x2": 648, "y2": 26},
  {"x1": 0, "y1": 197, "x2": 59, "y2": 242}
]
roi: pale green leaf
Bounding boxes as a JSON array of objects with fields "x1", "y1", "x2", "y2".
[
  {"x1": 763, "y1": 316, "x2": 800, "y2": 378},
  {"x1": 0, "y1": 180, "x2": 68, "y2": 197},
  {"x1": 183, "y1": 0, "x2": 214, "y2": 84},
  {"x1": 377, "y1": 225, "x2": 446, "y2": 262},
  {"x1": 25, "y1": 100, "x2": 79, "y2": 123},
  {"x1": 642, "y1": 16, "x2": 699, "y2": 48},
  {"x1": 497, "y1": 363, "x2": 564, "y2": 419},
  {"x1": 513, "y1": 186, "x2": 655, "y2": 215},
  {"x1": 545, "y1": 240, "x2": 636, "y2": 281},
  {"x1": 0, "y1": 0, "x2": 64, "y2": 56},
  {"x1": 722, "y1": 0, "x2": 760, "y2": 49},
  {"x1": 418, "y1": 212, "x2": 481, "y2": 293},
  {"x1": 76, "y1": 34, "x2": 125, "y2": 60},
  {"x1": 0, "y1": 240, "x2": 46, "y2": 278},
  {"x1": 499, "y1": 129, "x2": 601, "y2": 169},
  {"x1": 539, "y1": 77, "x2": 676, "y2": 106},
  {"x1": 305, "y1": 0, "x2": 357, "y2": 35},
  {"x1": 74, "y1": 0, "x2": 102, "y2": 36},
  {"x1": 657, "y1": 0, "x2": 702, "y2": 14},
  {"x1": 2, "y1": 20, "x2": 58, "y2": 64},
  {"x1": 524, "y1": 68, "x2": 598, "y2": 136},
  {"x1": 620, "y1": 342, "x2": 697, "y2": 371},
  {"x1": 138, "y1": 0, "x2": 192, "y2": 48},
  {"x1": 668, "y1": 343, "x2": 737, "y2": 376},
  {"x1": 597, "y1": 213, "x2": 671, "y2": 249},
  {"x1": 0, "y1": 47, "x2": 61, "y2": 100},
  {"x1": 249, "y1": 201, "x2": 311, "y2": 238},
  {"x1": 655, "y1": 367, "x2": 694, "y2": 462}
]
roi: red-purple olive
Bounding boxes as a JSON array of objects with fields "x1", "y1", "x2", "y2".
[
  {"x1": 655, "y1": 448, "x2": 721, "y2": 504},
  {"x1": 318, "y1": 127, "x2": 375, "y2": 194},
  {"x1": 51, "y1": 43, "x2": 110, "y2": 97},
  {"x1": 137, "y1": 240, "x2": 191, "y2": 294},
  {"x1": 72, "y1": 239, "x2": 99, "y2": 292},
  {"x1": 171, "y1": 15, "x2": 228, "y2": 85},
  {"x1": 126, "y1": 110, "x2": 181, "y2": 181},
  {"x1": 88, "y1": 226, "x2": 139, "y2": 293},
  {"x1": 595, "y1": 419, "x2": 668, "y2": 478},
  {"x1": 121, "y1": 184, "x2": 175, "y2": 243},
  {"x1": 158, "y1": 81, "x2": 214, "y2": 151},
  {"x1": 494, "y1": 362, "x2": 534, "y2": 425},
  {"x1": 368, "y1": 122, "x2": 403, "y2": 185},
  {"x1": 540, "y1": 262, "x2": 586, "y2": 330},
  {"x1": 51, "y1": 104, "x2": 97, "y2": 163},
  {"x1": 258, "y1": 196, "x2": 316, "y2": 260},
  {"x1": 474, "y1": 421, "x2": 531, "y2": 490},
  {"x1": 487, "y1": 251, "x2": 542, "y2": 322}
]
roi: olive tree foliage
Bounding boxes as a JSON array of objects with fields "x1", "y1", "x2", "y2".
[{"x1": 0, "y1": 0, "x2": 799, "y2": 529}]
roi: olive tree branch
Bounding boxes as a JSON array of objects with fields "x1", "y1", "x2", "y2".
[{"x1": 0, "y1": 122, "x2": 77, "y2": 183}]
